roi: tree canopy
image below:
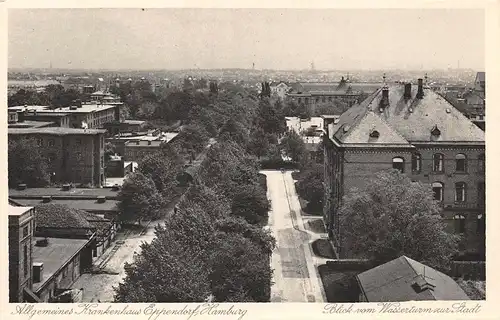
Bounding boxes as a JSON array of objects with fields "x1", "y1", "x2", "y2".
[
  {"x1": 8, "y1": 138, "x2": 50, "y2": 187},
  {"x1": 338, "y1": 169, "x2": 460, "y2": 272}
]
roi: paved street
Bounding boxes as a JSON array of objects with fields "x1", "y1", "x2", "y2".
[
  {"x1": 263, "y1": 170, "x2": 326, "y2": 302},
  {"x1": 71, "y1": 214, "x2": 172, "y2": 302}
]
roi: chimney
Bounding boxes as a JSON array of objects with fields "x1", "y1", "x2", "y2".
[
  {"x1": 97, "y1": 196, "x2": 106, "y2": 203},
  {"x1": 417, "y1": 78, "x2": 424, "y2": 99},
  {"x1": 17, "y1": 183, "x2": 27, "y2": 190},
  {"x1": 380, "y1": 86, "x2": 389, "y2": 109},
  {"x1": 404, "y1": 83, "x2": 412, "y2": 99},
  {"x1": 33, "y1": 262, "x2": 44, "y2": 283}
]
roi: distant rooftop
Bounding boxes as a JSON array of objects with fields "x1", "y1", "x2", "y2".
[
  {"x1": 16, "y1": 198, "x2": 119, "y2": 212},
  {"x1": 32, "y1": 237, "x2": 90, "y2": 292},
  {"x1": 9, "y1": 187, "x2": 120, "y2": 199},
  {"x1": 8, "y1": 127, "x2": 106, "y2": 136},
  {"x1": 122, "y1": 119, "x2": 146, "y2": 125},
  {"x1": 8, "y1": 120, "x2": 56, "y2": 128},
  {"x1": 9, "y1": 104, "x2": 119, "y2": 114}
]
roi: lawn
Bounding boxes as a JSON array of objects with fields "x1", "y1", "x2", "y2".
[
  {"x1": 318, "y1": 264, "x2": 361, "y2": 302},
  {"x1": 311, "y1": 239, "x2": 336, "y2": 259},
  {"x1": 305, "y1": 218, "x2": 326, "y2": 234}
]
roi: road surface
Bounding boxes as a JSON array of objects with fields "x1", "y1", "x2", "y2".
[{"x1": 263, "y1": 170, "x2": 326, "y2": 302}]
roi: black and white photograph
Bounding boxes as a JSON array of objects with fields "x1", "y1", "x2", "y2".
[{"x1": 4, "y1": 2, "x2": 492, "y2": 313}]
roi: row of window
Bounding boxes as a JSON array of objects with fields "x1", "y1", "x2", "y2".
[
  {"x1": 453, "y1": 213, "x2": 485, "y2": 234},
  {"x1": 431, "y1": 181, "x2": 485, "y2": 203},
  {"x1": 38, "y1": 138, "x2": 85, "y2": 147},
  {"x1": 392, "y1": 153, "x2": 485, "y2": 173}
]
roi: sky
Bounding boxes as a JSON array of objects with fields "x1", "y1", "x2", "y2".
[{"x1": 8, "y1": 8, "x2": 485, "y2": 71}]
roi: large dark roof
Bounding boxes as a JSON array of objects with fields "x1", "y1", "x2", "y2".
[
  {"x1": 9, "y1": 187, "x2": 120, "y2": 199},
  {"x1": 357, "y1": 256, "x2": 470, "y2": 301},
  {"x1": 35, "y1": 203, "x2": 93, "y2": 229},
  {"x1": 328, "y1": 84, "x2": 485, "y2": 145}
]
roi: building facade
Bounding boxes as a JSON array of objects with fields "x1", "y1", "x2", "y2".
[
  {"x1": 8, "y1": 127, "x2": 106, "y2": 187},
  {"x1": 9, "y1": 103, "x2": 121, "y2": 129},
  {"x1": 8, "y1": 205, "x2": 36, "y2": 302},
  {"x1": 323, "y1": 79, "x2": 485, "y2": 258}
]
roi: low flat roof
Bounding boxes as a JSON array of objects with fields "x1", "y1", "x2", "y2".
[
  {"x1": 9, "y1": 104, "x2": 118, "y2": 114},
  {"x1": 8, "y1": 127, "x2": 106, "y2": 136},
  {"x1": 15, "y1": 198, "x2": 119, "y2": 212},
  {"x1": 8, "y1": 204, "x2": 33, "y2": 216},
  {"x1": 122, "y1": 120, "x2": 146, "y2": 125},
  {"x1": 9, "y1": 187, "x2": 120, "y2": 199},
  {"x1": 32, "y1": 237, "x2": 90, "y2": 292},
  {"x1": 8, "y1": 121, "x2": 56, "y2": 128}
]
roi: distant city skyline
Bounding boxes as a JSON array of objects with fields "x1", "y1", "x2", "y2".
[{"x1": 8, "y1": 8, "x2": 485, "y2": 71}]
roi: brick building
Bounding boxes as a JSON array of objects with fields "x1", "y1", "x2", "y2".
[
  {"x1": 323, "y1": 79, "x2": 485, "y2": 258},
  {"x1": 9, "y1": 102, "x2": 121, "y2": 129},
  {"x1": 8, "y1": 127, "x2": 106, "y2": 187},
  {"x1": 286, "y1": 78, "x2": 382, "y2": 114},
  {"x1": 8, "y1": 204, "x2": 37, "y2": 302},
  {"x1": 8, "y1": 202, "x2": 95, "y2": 302}
]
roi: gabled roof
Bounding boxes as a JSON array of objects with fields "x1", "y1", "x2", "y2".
[
  {"x1": 329, "y1": 84, "x2": 484, "y2": 145},
  {"x1": 341, "y1": 111, "x2": 411, "y2": 146},
  {"x1": 357, "y1": 256, "x2": 470, "y2": 302}
]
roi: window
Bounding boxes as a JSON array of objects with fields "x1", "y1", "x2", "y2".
[
  {"x1": 433, "y1": 153, "x2": 444, "y2": 172},
  {"x1": 412, "y1": 153, "x2": 422, "y2": 173},
  {"x1": 454, "y1": 214, "x2": 466, "y2": 234},
  {"x1": 392, "y1": 157, "x2": 405, "y2": 173},
  {"x1": 455, "y1": 182, "x2": 467, "y2": 202},
  {"x1": 22, "y1": 226, "x2": 29, "y2": 238},
  {"x1": 48, "y1": 153, "x2": 56, "y2": 164},
  {"x1": 298, "y1": 98, "x2": 302, "y2": 104},
  {"x1": 478, "y1": 153, "x2": 485, "y2": 172},
  {"x1": 477, "y1": 214, "x2": 485, "y2": 234},
  {"x1": 478, "y1": 181, "x2": 485, "y2": 205},
  {"x1": 322, "y1": 97, "x2": 326, "y2": 103},
  {"x1": 23, "y1": 244, "x2": 28, "y2": 277},
  {"x1": 76, "y1": 138, "x2": 82, "y2": 145},
  {"x1": 48, "y1": 139, "x2": 55, "y2": 147},
  {"x1": 455, "y1": 154, "x2": 467, "y2": 172},
  {"x1": 432, "y1": 182, "x2": 444, "y2": 201},
  {"x1": 305, "y1": 98, "x2": 309, "y2": 104}
]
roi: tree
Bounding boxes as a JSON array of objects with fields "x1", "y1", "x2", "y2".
[
  {"x1": 136, "y1": 102, "x2": 158, "y2": 120},
  {"x1": 117, "y1": 172, "x2": 165, "y2": 222},
  {"x1": 172, "y1": 124, "x2": 210, "y2": 158},
  {"x1": 255, "y1": 99, "x2": 286, "y2": 135},
  {"x1": 219, "y1": 118, "x2": 249, "y2": 147},
  {"x1": 280, "y1": 130, "x2": 307, "y2": 163},
  {"x1": 209, "y1": 232, "x2": 273, "y2": 302},
  {"x1": 338, "y1": 169, "x2": 460, "y2": 272},
  {"x1": 104, "y1": 142, "x2": 117, "y2": 160},
  {"x1": 114, "y1": 226, "x2": 212, "y2": 302},
  {"x1": 180, "y1": 184, "x2": 231, "y2": 219},
  {"x1": 8, "y1": 138, "x2": 50, "y2": 187},
  {"x1": 296, "y1": 163, "x2": 324, "y2": 211},
  {"x1": 138, "y1": 153, "x2": 181, "y2": 199},
  {"x1": 231, "y1": 183, "x2": 270, "y2": 225}
]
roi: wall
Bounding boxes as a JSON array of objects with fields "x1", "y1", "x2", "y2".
[
  {"x1": 8, "y1": 209, "x2": 35, "y2": 302},
  {"x1": 36, "y1": 250, "x2": 84, "y2": 302},
  {"x1": 324, "y1": 142, "x2": 485, "y2": 258}
]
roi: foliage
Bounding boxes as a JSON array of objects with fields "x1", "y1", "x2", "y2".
[
  {"x1": 338, "y1": 169, "x2": 460, "y2": 272},
  {"x1": 179, "y1": 183, "x2": 231, "y2": 219},
  {"x1": 209, "y1": 232, "x2": 273, "y2": 302},
  {"x1": 171, "y1": 124, "x2": 210, "y2": 158},
  {"x1": 138, "y1": 153, "x2": 181, "y2": 199},
  {"x1": 8, "y1": 138, "x2": 50, "y2": 187},
  {"x1": 104, "y1": 142, "x2": 117, "y2": 160},
  {"x1": 231, "y1": 183, "x2": 270, "y2": 225},
  {"x1": 117, "y1": 172, "x2": 165, "y2": 222},
  {"x1": 255, "y1": 99, "x2": 286, "y2": 135},
  {"x1": 280, "y1": 129, "x2": 307, "y2": 163},
  {"x1": 296, "y1": 163, "x2": 324, "y2": 210}
]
